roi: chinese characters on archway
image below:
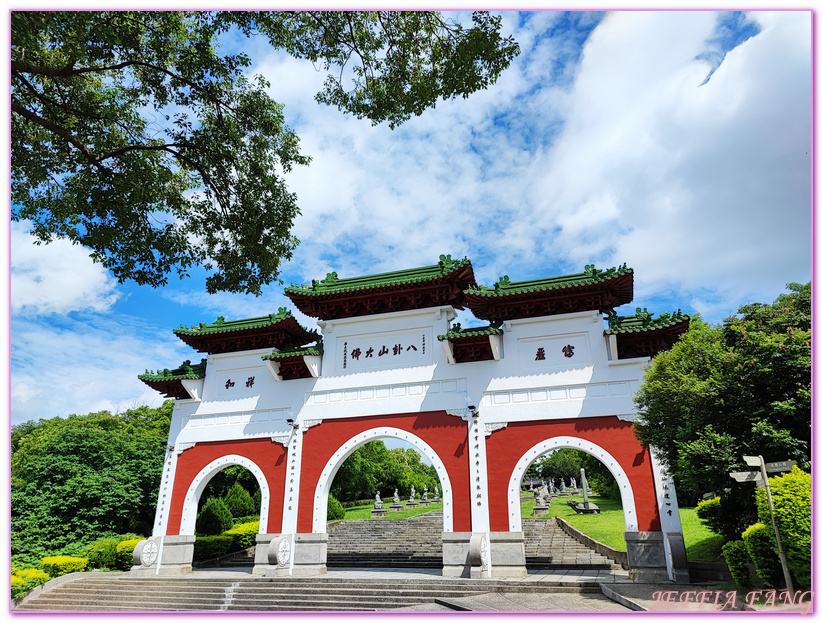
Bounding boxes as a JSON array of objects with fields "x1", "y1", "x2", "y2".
[
  {"x1": 535, "y1": 344, "x2": 575, "y2": 361},
  {"x1": 224, "y1": 376, "x2": 255, "y2": 390},
  {"x1": 342, "y1": 333, "x2": 428, "y2": 371}
]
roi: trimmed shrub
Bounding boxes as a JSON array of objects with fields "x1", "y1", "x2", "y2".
[
  {"x1": 193, "y1": 535, "x2": 233, "y2": 562},
  {"x1": 756, "y1": 467, "x2": 811, "y2": 587},
  {"x1": 196, "y1": 497, "x2": 234, "y2": 536},
  {"x1": 223, "y1": 483, "x2": 255, "y2": 518},
  {"x1": 41, "y1": 556, "x2": 88, "y2": 577},
  {"x1": 742, "y1": 522, "x2": 783, "y2": 587},
  {"x1": 232, "y1": 515, "x2": 259, "y2": 526},
  {"x1": 84, "y1": 537, "x2": 122, "y2": 570},
  {"x1": 695, "y1": 496, "x2": 722, "y2": 533},
  {"x1": 253, "y1": 488, "x2": 261, "y2": 511},
  {"x1": 225, "y1": 521, "x2": 259, "y2": 552},
  {"x1": 11, "y1": 568, "x2": 51, "y2": 600},
  {"x1": 327, "y1": 494, "x2": 345, "y2": 521},
  {"x1": 721, "y1": 540, "x2": 754, "y2": 590},
  {"x1": 115, "y1": 539, "x2": 143, "y2": 571},
  {"x1": 82, "y1": 533, "x2": 143, "y2": 571}
]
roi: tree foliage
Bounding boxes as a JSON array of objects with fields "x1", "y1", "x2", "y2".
[
  {"x1": 195, "y1": 497, "x2": 234, "y2": 536},
  {"x1": 11, "y1": 10, "x2": 519, "y2": 295},
  {"x1": 10, "y1": 401, "x2": 173, "y2": 566},
  {"x1": 330, "y1": 440, "x2": 439, "y2": 502},
  {"x1": 222, "y1": 482, "x2": 256, "y2": 518},
  {"x1": 525, "y1": 448, "x2": 620, "y2": 499},
  {"x1": 633, "y1": 283, "x2": 811, "y2": 530}
]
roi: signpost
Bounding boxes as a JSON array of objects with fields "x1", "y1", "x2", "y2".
[
  {"x1": 735, "y1": 456, "x2": 794, "y2": 594},
  {"x1": 728, "y1": 471, "x2": 763, "y2": 487}
]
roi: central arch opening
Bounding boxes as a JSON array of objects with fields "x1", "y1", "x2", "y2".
[{"x1": 312, "y1": 427, "x2": 454, "y2": 570}]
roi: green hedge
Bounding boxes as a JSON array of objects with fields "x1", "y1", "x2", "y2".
[
  {"x1": 41, "y1": 556, "x2": 88, "y2": 577},
  {"x1": 742, "y1": 522, "x2": 783, "y2": 587},
  {"x1": 695, "y1": 496, "x2": 722, "y2": 534},
  {"x1": 327, "y1": 495, "x2": 345, "y2": 521},
  {"x1": 224, "y1": 521, "x2": 259, "y2": 551},
  {"x1": 756, "y1": 467, "x2": 811, "y2": 587},
  {"x1": 115, "y1": 539, "x2": 143, "y2": 571},
  {"x1": 193, "y1": 535, "x2": 233, "y2": 562},
  {"x1": 11, "y1": 568, "x2": 51, "y2": 600},
  {"x1": 721, "y1": 540, "x2": 753, "y2": 590}
]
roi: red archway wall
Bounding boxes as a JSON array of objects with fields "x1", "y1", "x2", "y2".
[
  {"x1": 485, "y1": 416, "x2": 661, "y2": 532},
  {"x1": 298, "y1": 411, "x2": 471, "y2": 533},
  {"x1": 166, "y1": 438, "x2": 289, "y2": 535}
]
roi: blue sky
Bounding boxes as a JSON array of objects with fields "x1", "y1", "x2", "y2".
[{"x1": 8, "y1": 10, "x2": 813, "y2": 426}]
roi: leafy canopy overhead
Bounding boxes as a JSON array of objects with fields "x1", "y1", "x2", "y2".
[{"x1": 11, "y1": 11, "x2": 519, "y2": 295}]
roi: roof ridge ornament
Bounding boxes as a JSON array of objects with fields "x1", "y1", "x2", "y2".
[{"x1": 494, "y1": 275, "x2": 511, "y2": 290}]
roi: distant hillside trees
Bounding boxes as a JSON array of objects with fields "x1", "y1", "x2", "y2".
[
  {"x1": 11, "y1": 402, "x2": 174, "y2": 565},
  {"x1": 331, "y1": 441, "x2": 440, "y2": 502}
]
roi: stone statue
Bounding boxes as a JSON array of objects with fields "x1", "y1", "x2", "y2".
[
  {"x1": 393, "y1": 489, "x2": 400, "y2": 505},
  {"x1": 409, "y1": 485, "x2": 416, "y2": 502},
  {"x1": 571, "y1": 477, "x2": 577, "y2": 490},
  {"x1": 422, "y1": 485, "x2": 429, "y2": 501},
  {"x1": 374, "y1": 491, "x2": 383, "y2": 510},
  {"x1": 541, "y1": 483, "x2": 551, "y2": 505}
]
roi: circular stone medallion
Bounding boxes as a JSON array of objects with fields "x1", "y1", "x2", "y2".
[
  {"x1": 276, "y1": 538, "x2": 291, "y2": 566},
  {"x1": 141, "y1": 540, "x2": 159, "y2": 567}
]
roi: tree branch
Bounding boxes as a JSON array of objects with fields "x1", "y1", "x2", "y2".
[{"x1": 11, "y1": 99, "x2": 110, "y2": 173}]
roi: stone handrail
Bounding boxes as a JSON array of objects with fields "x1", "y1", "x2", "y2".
[{"x1": 554, "y1": 516, "x2": 628, "y2": 568}]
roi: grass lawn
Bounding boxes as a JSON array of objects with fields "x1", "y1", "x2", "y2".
[
  {"x1": 520, "y1": 494, "x2": 724, "y2": 562},
  {"x1": 340, "y1": 501, "x2": 444, "y2": 521}
]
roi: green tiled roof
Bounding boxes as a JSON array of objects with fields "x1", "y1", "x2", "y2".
[
  {"x1": 605, "y1": 309, "x2": 690, "y2": 334},
  {"x1": 139, "y1": 359, "x2": 207, "y2": 382},
  {"x1": 174, "y1": 308, "x2": 293, "y2": 336},
  {"x1": 285, "y1": 255, "x2": 473, "y2": 296},
  {"x1": 262, "y1": 343, "x2": 324, "y2": 360},
  {"x1": 437, "y1": 323, "x2": 503, "y2": 341},
  {"x1": 465, "y1": 264, "x2": 633, "y2": 297}
]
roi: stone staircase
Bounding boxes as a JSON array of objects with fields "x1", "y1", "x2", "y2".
[
  {"x1": 14, "y1": 574, "x2": 604, "y2": 612},
  {"x1": 15, "y1": 508, "x2": 625, "y2": 611},
  {"x1": 327, "y1": 511, "x2": 444, "y2": 568},
  {"x1": 324, "y1": 509, "x2": 622, "y2": 570},
  {"x1": 522, "y1": 519, "x2": 621, "y2": 570}
]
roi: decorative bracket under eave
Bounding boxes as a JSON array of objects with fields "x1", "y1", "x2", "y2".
[
  {"x1": 180, "y1": 378, "x2": 205, "y2": 401},
  {"x1": 483, "y1": 421, "x2": 508, "y2": 437}
]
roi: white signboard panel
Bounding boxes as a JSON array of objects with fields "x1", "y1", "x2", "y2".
[
  {"x1": 338, "y1": 328, "x2": 432, "y2": 373},
  {"x1": 518, "y1": 333, "x2": 592, "y2": 372}
]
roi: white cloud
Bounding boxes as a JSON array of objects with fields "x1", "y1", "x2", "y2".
[
  {"x1": 525, "y1": 11, "x2": 811, "y2": 309},
  {"x1": 11, "y1": 221, "x2": 120, "y2": 315},
  {"x1": 10, "y1": 314, "x2": 192, "y2": 424}
]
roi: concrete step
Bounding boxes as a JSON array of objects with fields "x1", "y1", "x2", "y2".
[{"x1": 15, "y1": 574, "x2": 603, "y2": 612}]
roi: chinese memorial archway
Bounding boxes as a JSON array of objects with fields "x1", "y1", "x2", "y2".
[{"x1": 133, "y1": 256, "x2": 691, "y2": 582}]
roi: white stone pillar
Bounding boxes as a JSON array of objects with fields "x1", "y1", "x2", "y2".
[{"x1": 649, "y1": 449, "x2": 690, "y2": 583}]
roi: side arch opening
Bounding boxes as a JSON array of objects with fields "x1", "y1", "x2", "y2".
[
  {"x1": 179, "y1": 454, "x2": 271, "y2": 536},
  {"x1": 507, "y1": 436, "x2": 638, "y2": 534}
]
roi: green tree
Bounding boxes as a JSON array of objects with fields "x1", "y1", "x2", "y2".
[
  {"x1": 330, "y1": 440, "x2": 440, "y2": 502},
  {"x1": 11, "y1": 402, "x2": 173, "y2": 565},
  {"x1": 223, "y1": 482, "x2": 256, "y2": 518},
  {"x1": 199, "y1": 464, "x2": 260, "y2": 509},
  {"x1": 11, "y1": 10, "x2": 519, "y2": 295},
  {"x1": 526, "y1": 448, "x2": 582, "y2": 483},
  {"x1": 633, "y1": 283, "x2": 811, "y2": 536},
  {"x1": 196, "y1": 497, "x2": 233, "y2": 536}
]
